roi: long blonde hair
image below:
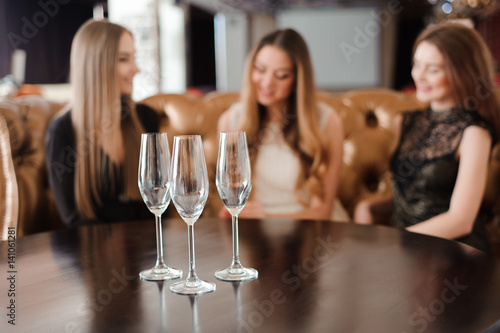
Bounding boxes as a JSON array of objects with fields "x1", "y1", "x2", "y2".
[
  {"x1": 237, "y1": 29, "x2": 329, "y2": 204},
  {"x1": 70, "y1": 19, "x2": 145, "y2": 219}
]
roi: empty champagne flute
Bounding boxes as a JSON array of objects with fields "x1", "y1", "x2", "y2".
[
  {"x1": 138, "y1": 132, "x2": 182, "y2": 281},
  {"x1": 214, "y1": 131, "x2": 258, "y2": 282},
  {"x1": 169, "y1": 135, "x2": 216, "y2": 295}
]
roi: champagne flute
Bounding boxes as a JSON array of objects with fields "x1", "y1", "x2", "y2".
[
  {"x1": 214, "y1": 131, "x2": 258, "y2": 281},
  {"x1": 138, "y1": 132, "x2": 182, "y2": 281},
  {"x1": 169, "y1": 135, "x2": 216, "y2": 295}
]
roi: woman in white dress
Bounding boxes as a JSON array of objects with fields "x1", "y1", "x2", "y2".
[{"x1": 218, "y1": 29, "x2": 347, "y2": 221}]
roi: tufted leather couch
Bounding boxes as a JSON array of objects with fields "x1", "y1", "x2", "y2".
[
  {"x1": 142, "y1": 89, "x2": 500, "y2": 256},
  {"x1": 2, "y1": 89, "x2": 500, "y2": 256},
  {"x1": 0, "y1": 95, "x2": 64, "y2": 239}
]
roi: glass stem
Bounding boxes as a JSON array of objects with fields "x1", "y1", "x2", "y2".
[
  {"x1": 187, "y1": 224, "x2": 198, "y2": 282},
  {"x1": 154, "y1": 214, "x2": 166, "y2": 269},
  {"x1": 230, "y1": 215, "x2": 243, "y2": 269}
]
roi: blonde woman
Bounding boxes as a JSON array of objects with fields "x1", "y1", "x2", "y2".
[
  {"x1": 46, "y1": 19, "x2": 158, "y2": 226},
  {"x1": 218, "y1": 29, "x2": 345, "y2": 221}
]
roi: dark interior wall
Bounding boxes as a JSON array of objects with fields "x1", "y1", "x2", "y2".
[
  {"x1": 393, "y1": 18, "x2": 425, "y2": 91},
  {"x1": 477, "y1": 11, "x2": 500, "y2": 72},
  {"x1": 0, "y1": 0, "x2": 9, "y2": 79},
  {"x1": 1, "y1": 0, "x2": 100, "y2": 84},
  {"x1": 187, "y1": 4, "x2": 216, "y2": 92},
  {"x1": 394, "y1": 13, "x2": 500, "y2": 91}
]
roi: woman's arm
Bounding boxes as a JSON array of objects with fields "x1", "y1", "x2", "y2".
[
  {"x1": 353, "y1": 194, "x2": 393, "y2": 225},
  {"x1": 286, "y1": 110, "x2": 343, "y2": 220},
  {"x1": 406, "y1": 126, "x2": 492, "y2": 238},
  {"x1": 45, "y1": 112, "x2": 80, "y2": 227}
]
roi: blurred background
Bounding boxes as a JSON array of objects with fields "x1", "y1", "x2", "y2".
[{"x1": 0, "y1": 0, "x2": 499, "y2": 102}]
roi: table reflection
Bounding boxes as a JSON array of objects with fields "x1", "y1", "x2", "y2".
[
  {"x1": 157, "y1": 282, "x2": 168, "y2": 332},
  {"x1": 223, "y1": 219, "x2": 344, "y2": 333},
  {"x1": 188, "y1": 295, "x2": 199, "y2": 333},
  {"x1": 4, "y1": 218, "x2": 499, "y2": 333},
  {"x1": 401, "y1": 233, "x2": 495, "y2": 332}
]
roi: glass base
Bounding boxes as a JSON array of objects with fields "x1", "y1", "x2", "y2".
[
  {"x1": 215, "y1": 267, "x2": 258, "y2": 282},
  {"x1": 139, "y1": 267, "x2": 182, "y2": 281},
  {"x1": 170, "y1": 279, "x2": 216, "y2": 295}
]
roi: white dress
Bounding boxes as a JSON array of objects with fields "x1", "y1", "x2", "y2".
[{"x1": 226, "y1": 102, "x2": 350, "y2": 221}]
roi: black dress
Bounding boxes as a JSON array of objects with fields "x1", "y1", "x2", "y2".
[
  {"x1": 390, "y1": 107, "x2": 493, "y2": 253},
  {"x1": 45, "y1": 103, "x2": 159, "y2": 227}
]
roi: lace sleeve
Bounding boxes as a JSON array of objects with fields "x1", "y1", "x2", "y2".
[{"x1": 396, "y1": 107, "x2": 492, "y2": 161}]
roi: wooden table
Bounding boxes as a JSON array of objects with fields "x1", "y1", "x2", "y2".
[{"x1": 1, "y1": 218, "x2": 500, "y2": 332}]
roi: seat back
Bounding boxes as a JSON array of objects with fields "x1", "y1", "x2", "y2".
[
  {"x1": 140, "y1": 92, "x2": 240, "y2": 216},
  {"x1": 141, "y1": 89, "x2": 500, "y2": 228}
]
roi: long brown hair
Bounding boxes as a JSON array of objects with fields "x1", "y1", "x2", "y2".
[
  {"x1": 414, "y1": 23, "x2": 500, "y2": 137},
  {"x1": 70, "y1": 19, "x2": 145, "y2": 219},
  {"x1": 236, "y1": 29, "x2": 329, "y2": 204}
]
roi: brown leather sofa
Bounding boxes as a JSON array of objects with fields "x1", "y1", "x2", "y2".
[
  {"x1": 2, "y1": 89, "x2": 500, "y2": 256},
  {"x1": 0, "y1": 95, "x2": 63, "y2": 238}
]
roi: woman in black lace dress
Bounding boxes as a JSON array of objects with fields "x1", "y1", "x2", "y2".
[{"x1": 353, "y1": 23, "x2": 500, "y2": 253}]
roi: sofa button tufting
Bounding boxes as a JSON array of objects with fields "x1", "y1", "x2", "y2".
[{"x1": 365, "y1": 111, "x2": 378, "y2": 128}]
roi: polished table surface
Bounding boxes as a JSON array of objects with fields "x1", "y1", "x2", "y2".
[{"x1": 1, "y1": 217, "x2": 500, "y2": 333}]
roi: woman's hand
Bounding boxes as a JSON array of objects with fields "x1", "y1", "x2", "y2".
[
  {"x1": 353, "y1": 199, "x2": 375, "y2": 225},
  {"x1": 353, "y1": 194, "x2": 393, "y2": 225}
]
